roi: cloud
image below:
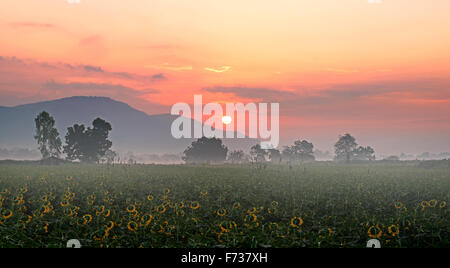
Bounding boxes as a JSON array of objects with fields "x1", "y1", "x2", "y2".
[
  {"x1": 204, "y1": 66, "x2": 231, "y2": 73},
  {"x1": 151, "y1": 73, "x2": 168, "y2": 81},
  {"x1": 319, "y1": 79, "x2": 450, "y2": 100},
  {"x1": 0, "y1": 56, "x2": 165, "y2": 109},
  {"x1": 83, "y1": 65, "x2": 104, "y2": 73}
]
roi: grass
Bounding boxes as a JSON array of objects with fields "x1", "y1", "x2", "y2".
[{"x1": 0, "y1": 163, "x2": 448, "y2": 248}]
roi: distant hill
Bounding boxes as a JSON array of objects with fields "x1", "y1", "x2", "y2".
[{"x1": 0, "y1": 96, "x2": 258, "y2": 155}]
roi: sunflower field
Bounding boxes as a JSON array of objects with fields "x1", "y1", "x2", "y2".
[{"x1": 0, "y1": 163, "x2": 448, "y2": 248}]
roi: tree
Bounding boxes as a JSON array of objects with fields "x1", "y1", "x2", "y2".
[
  {"x1": 34, "y1": 111, "x2": 62, "y2": 159},
  {"x1": 334, "y1": 133, "x2": 358, "y2": 163},
  {"x1": 282, "y1": 146, "x2": 294, "y2": 162},
  {"x1": 102, "y1": 150, "x2": 117, "y2": 164},
  {"x1": 250, "y1": 144, "x2": 268, "y2": 163},
  {"x1": 183, "y1": 137, "x2": 228, "y2": 164},
  {"x1": 63, "y1": 118, "x2": 113, "y2": 163},
  {"x1": 228, "y1": 150, "x2": 245, "y2": 164},
  {"x1": 267, "y1": 149, "x2": 282, "y2": 163},
  {"x1": 64, "y1": 124, "x2": 86, "y2": 161},
  {"x1": 282, "y1": 140, "x2": 315, "y2": 162},
  {"x1": 354, "y1": 146, "x2": 376, "y2": 161},
  {"x1": 292, "y1": 140, "x2": 315, "y2": 162},
  {"x1": 90, "y1": 118, "x2": 113, "y2": 161}
]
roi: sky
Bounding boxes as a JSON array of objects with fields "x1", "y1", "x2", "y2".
[{"x1": 1, "y1": 0, "x2": 450, "y2": 155}]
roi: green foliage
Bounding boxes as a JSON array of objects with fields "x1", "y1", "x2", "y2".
[
  {"x1": 0, "y1": 163, "x2": 448, "y2": 248},
  {"x1": 34, "y1": 111, "x2": 62, "y2": 159},
  {"x1": 250, "y1": 144, "x2": 268, "y2": 163},
  {"x1": 334, "y1": 133, "x2": 358, "y2": 162},
  {"x1": 183, "y1": 137, "x2": 228, "y2": 164},
  {"x1": 334, "y1": 134, "x2": 375, "y2": 162},
  {"x1": 63, "y1": 118, "x2": 112, "y2": 163},
  {"x1": 228, "y1": 150, "x2": 246, "y2": 164},
  {"x1": 282, "y1": 140, "x2": 315, "y2": 162}
]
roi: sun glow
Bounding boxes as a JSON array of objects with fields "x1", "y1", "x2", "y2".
[{"x1": 222, "y1": 116, "x2": 232, "y2": 125}]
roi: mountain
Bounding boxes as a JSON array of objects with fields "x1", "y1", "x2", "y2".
[{"x1": 0, "y1": 96, "x2": 257, "y2": 155}]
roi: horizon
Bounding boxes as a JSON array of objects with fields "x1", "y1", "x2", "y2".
[{"x1": 0, "y1": 95, "x2": 449, "y2": 158}]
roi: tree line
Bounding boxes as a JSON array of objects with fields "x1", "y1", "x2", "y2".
[
  {"x1": 34, "y1": 110, "x2": 375, "y2": 164},
  {"x1": 34, "y1": 111, "x2": 114, "y2": 163},
  {"x1": 183, "y1": 134, "x2": 375, "y2": 164}
]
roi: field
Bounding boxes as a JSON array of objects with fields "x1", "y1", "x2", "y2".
[{"x1": 0, "y1": 163, "x2": 448, "y2": 248}]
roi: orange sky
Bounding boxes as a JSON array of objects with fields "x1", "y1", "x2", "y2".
[{"x1": 1, "y1": 0, "x2": 450, "y2": 154}]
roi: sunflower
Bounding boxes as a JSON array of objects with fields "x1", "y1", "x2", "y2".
[
  {"x1": 232, "y1": 202, "x2": 241, "y2": 209},
  {"x1": 82, "y1": 214, "x2": 93, "y2": 225},
  {"x1": 105, "y1": 221, "x2": 115, "y2": 232},
  {"x1": 268, "y1": 222, "x2": 279, "y2": 230},
  {"x1": 248, "y1": 207, "x2": 257, "y2": 214},
  {"x1": 219, "y1": 222, "x2": 229, "y2": 233},
  {"x1": 440, "y1": 201, "x2": 447, "y2": 208},
  {"x1": 190, "y1": 201, "x2": 200, "y2": 210},
  {"x1": 165, "y1": 189, "x2": 171, "y2": 194},
  {"x1": 388, "y1": 224, "x2": 400, "y2": 237},
  {"x1": 271, "y1": 201, "x2": 279, "y2": 208},
  {"x1": 244, "y1": 214, "x2": 259, "y2": 228},
  {"x1": 104, "y1": 209, "x2": 111, "y2": 217},
  {"x1": 290, "y1": 217, "x2": 304, "y2": 228},
  {"x1": 126, "y1": 205, "x2": 136, "y2": 213},
  {"x1": 157, "y1": 205, "x2": 166, "y2": 214},
  {"x1": 60, "y1": 199, "x2": 70, "y2": 207},
  {"x1": 200, "y1": 191, "x2": 208, "y2": 196},
  {"x1": 368, "y1": 225, "x2": 383, "y2": 238},
  {"x1": 3, "y1": 209, "x2": 13, "y2": 220},
  {"x1": 428, "y1": 200, "x2": 438, "y2": 208},
  {"x1": 217, "y1": 208, "x2": 227, "y2": 217},
  {"x1": 147, "y1": 195, "x2": 154, "y2": 201},
  {"x1": 176, "y1": 201, "x2": 185, "y2": 209},
  {"x1": 328, "y1": 228, "x2": 335, "y2": 236},
  {"x1": 141, "y1": 214, "x2": 153, "y2": 226},
  {"x1": 394, "y1": 202, "x2": 403, "y2": 209},
  {"x1": 128, "y1": 221, "x2": 138, "y2": 232}
]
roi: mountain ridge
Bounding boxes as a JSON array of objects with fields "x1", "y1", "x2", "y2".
[{"x1": 0, "y1": 96, "x2": 257, "y2": 155}]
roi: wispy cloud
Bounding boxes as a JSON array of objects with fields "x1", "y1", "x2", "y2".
[
  {"x1": 204, "y1": 66, "x2": 231, "y2": 73},
  {"x1": 0, "y1": 56, "x2": 166, "y2": 110}
]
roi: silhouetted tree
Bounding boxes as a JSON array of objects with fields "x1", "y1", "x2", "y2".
[
  {"x1": 34, "y1": 111, "x2": 62, "y2": 159},
  {"x1": 228, "y1": 150, "x2": 245, "y2": 164},
  {"x1": 282, "y1": 146, "x2": 295, "y2": 162},
  {"x1": 282, "y1": 140, "x2": 315, "y2": 162},
  {"x1": 64, "y1": 124, "x2": 86, "y2": 161},
  {"x1": 183, "y1": 137, "x2": 228, "y2": 164},
  {"x1": 354, "y1": 146, "x2": 376, "y2": 161},
  {"x1": 334, "y1": 133, "x2": 358, "y2": 163},
  {"x1": 383, "y1": 155, "x2": 400, "y2": 161},
  {"x1": 250, "y1": 144, "x2": 268, "y2": 163},
  {"x1": 102, "y1": 150, "x2": 117, "y2": 164},
  {"x1": 268, "y1": 148, "x2": 282, "y2": 163},
  {"x1": 63, "y1": 118, "x2": 112, "y2": 163}
]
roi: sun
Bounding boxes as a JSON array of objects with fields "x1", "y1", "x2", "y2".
[{"x1": 222, "y1": 116, "x2": 232, "y2": 125}]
